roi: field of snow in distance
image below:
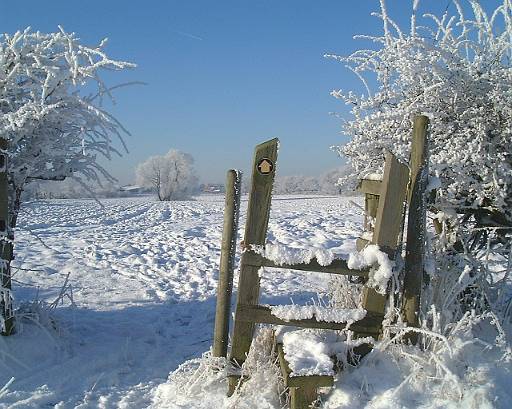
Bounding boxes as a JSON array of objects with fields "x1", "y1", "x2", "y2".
[{"x1": 0, "y1": 194, "x2": 362, "y2": 407}]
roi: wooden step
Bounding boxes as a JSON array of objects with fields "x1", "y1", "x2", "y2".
[
  {"x1": 358, "y1": 179, "x2": 382, "y2": 195},
  {"x1": 243, "y1": 251, "x2": 369, "y2": 278},
  {"x1": 236, "y1": 304, "x2": 382, "y2": 335},
  {"x1": 276, "y1": 342, "x2": 333, "y2": 409}
]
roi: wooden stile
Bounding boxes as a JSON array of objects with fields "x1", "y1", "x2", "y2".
[{"x1": 223, "y1": 131, "x2": 425, "y2": 402}]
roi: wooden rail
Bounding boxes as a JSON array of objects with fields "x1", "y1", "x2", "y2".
[
  {"x1": 243, "y1": 251, "x2": 369, "y2": 278},
  {"x1": 236, "y1": 304, "x2": 383, "y2": 334}
]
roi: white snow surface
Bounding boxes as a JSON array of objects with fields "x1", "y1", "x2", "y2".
[
  {"x1": 0, "y1": 194, "x2": 510, "y2": 408},
  {"x1": 252, "y1": 242, "x2": 335, "y2": 266},
  {"x1": 0, "y1": 194, "x2": 362, "y2": 407},
  {"x1": 281, "y1": 329, "x2": 343, "y2": 377},
  {"x1": 270, "y1": 304, "x2": 366, "y2": 324}
]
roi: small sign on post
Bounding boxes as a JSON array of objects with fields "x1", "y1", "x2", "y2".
[{"x1": 257, "y1": 158, "x2": 273, "y2": 175}]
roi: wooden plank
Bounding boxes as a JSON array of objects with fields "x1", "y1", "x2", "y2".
[
  {"x1": 0, "y1": 138, "x2": 14, "y2": 336},
  {"x1": 366, "y1": 193, "x2": 379, "y2": 221},
  {"x1": 228, "y1": 138, "x2": 278, "y2": 395},
  {"x1": 372, "y1": 151, "x2": 410, "y2": 255},
  {"x1": 357, "y1": 152, "x2": 409, "y2": 346},
  {"x1": 358, "y1": 179, "x2": 382, "y2": 196},
  {"x1": 236, "y1": 304, "x2": 383, "y2": 334},
  {"x1": 213, "y1": 169, "x2": 242, "y2": 357},
  {"x1": 402, "y1": 116, "x2": 429, "y2": 340},
  {"x1": 243, "y1": 251, "x2": 369, "y2": 278},
  {"x1": 356, "y1": 238, "x2": 370, "y2": 252},
  {"x1": 276, "y1": 344, "x2": 333, "y2": 388},
  {"x1": 290, "y1": 386, "x2": 319, "y2": 409}
]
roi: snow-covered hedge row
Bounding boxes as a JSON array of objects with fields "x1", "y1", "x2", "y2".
[{"x1": 328, "y1": 0, "x2": 512, "y2": 225}]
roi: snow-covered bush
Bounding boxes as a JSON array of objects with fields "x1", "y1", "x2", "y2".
[
  {"x1": 136, "y1": 149, "x2": 199, "y2": 201},
  {"x1": 0, "y1": 27, "x2": 135, "y2": 225},
  {"x1": 327, "y1": 0, "x2": 512, "y2": 230},
  {"x1": 325, "y1": 5, "x2": 512, "y2": 404}
]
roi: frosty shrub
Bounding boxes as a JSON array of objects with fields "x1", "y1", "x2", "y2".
[
  {"x1": 0, "y1": 27, "x2": 135, "y2": 226},
  {"x1": 326, "y1": 5, "x2": 511, "y2": 399},
  {"x1": 136, "y1": 149, "x2": 199, "y2": 201},
  {"x1": 327, "y1": 0, "x2": 512, "y2": 231}
]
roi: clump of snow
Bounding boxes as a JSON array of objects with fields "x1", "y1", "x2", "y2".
[
  {"x1": 362, "y1": 173, "x2": 383, "y2": 181},
  {"x1": 323, "y1": 312, "x2": 512, "y2": 409},
  {"x1": 252, "y1": 243, "x2": 335, "y2": 266},
  {"x1": 348, "y1": 244, "x2": 394, "y2": 294},
  {"x1": 270, "y1": 304, "x2": 366, "y2": 324},
  {"x1": 281, "y1": 329, "x2": 344, "y2": 377}
]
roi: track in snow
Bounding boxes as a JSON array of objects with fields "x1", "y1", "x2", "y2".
[{"x1": 0, "y1": 194, "x2": 363, "y2": 407}]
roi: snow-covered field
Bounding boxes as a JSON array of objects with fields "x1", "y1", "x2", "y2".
[{"x1": 0, "y1": 194, "x2": 365, "y2": 408}]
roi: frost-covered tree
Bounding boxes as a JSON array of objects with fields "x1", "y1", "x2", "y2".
[
  {"x1": 0, "y1": 27, "x2": 135, "y2": 333},
  {"x1": 273, "y1": 167, "x2": 354, "y2": 195},
  {"x1": 327, "y1": 0, "x2": 512, "y2": 231},
  {"x1": 0, "y1": 27, "x2": 135, "y2": 226},
  {"x1": 274, "y1": 175, "x2": 319, "y2": 194},
  {"x1": 136, "y1": 150, "x2": 198, "y2": 201},
  {"x1": 319, "y1": 166, "x2": 353, "y2": 195}
]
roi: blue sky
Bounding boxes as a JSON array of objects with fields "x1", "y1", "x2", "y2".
[{"x1": 0, "y1": 0, "x2": 477, "y2": 184}]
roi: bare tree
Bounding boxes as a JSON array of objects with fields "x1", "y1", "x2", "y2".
[{"x1": 136, "y1": 150, "x2": 198, "y2": 201}]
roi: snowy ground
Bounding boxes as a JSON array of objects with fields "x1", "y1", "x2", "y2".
[{"x1": 0, "y1": 194, "x2": 365, "y2": 408}]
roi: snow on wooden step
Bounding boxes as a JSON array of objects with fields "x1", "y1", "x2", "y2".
[
  {"x1": 279, "y1": 329, "x2": 343, "y2": 377},
  {"x1": 270, "y1": 304, "x2": 366, "y2": 324}
]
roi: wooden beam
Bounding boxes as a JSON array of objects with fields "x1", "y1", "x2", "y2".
[
  {"x1": 402, "y1": 115, "x2": 429, "y2": 341},
  {"x1": 243, "y1": 251, "x2": 369, "y2": 278},
  {"x1": 213, "y1": 169, "x2": 242, "y2": 357},
  {"x1": 236, "y1": 304, "x2": 382, "y2": 334},
  {"x1": 356, "y1": 238, "x2": 370, "y2": 251},
  {"x1": 228, "y1": 138, "x2": 278, "y2": 395},
  {"x1": 372, "y1": 152, "x2": 410, "y2": 255},
  {"x1": 355, "y1": 152, "x2": 410, "y2": 353},
  {"x1": 358, "y1": 179, "x2": 382, "y2": 196}
]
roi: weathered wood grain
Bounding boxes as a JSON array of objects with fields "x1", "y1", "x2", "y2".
[
  {"x1": 228, "y1": 138, "x2": 278, "y2": 395},
  {"x1": 243, "y1": 251, "x2": 369, "y2": 278},
  {"x1": 402, "y1": 116, "x2": 429, "y2": 340},
  {"x1": 236, "y1": 304, "x2": 383, "y2": 334},
  {"x1": 213, "y1": 170, "x2": 242, "y2": 357}
]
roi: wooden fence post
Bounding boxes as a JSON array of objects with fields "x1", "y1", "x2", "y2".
[
  {"x1": 354, "y1": 151, "x2": 409, "y2": 358},
  {"x1": 228, "y1": 138, "x2": 278, "y2": 395},
  {"x1": 0, "y1": 138, "x2": 14, "y2": 336},
  {"x1": 402, "y1": 115, "x2": 429, "y2": 341},
  {"x1": 213, "y1": 169, "x2": 242, "y2": 358}
]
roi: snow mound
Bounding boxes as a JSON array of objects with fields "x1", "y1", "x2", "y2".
[
  {"x1": 348, "y1": 244, "x2": 394, "y2": 294},
  {"x1": 281, "y1": 329, "x2": 343, "y2": 377}
]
